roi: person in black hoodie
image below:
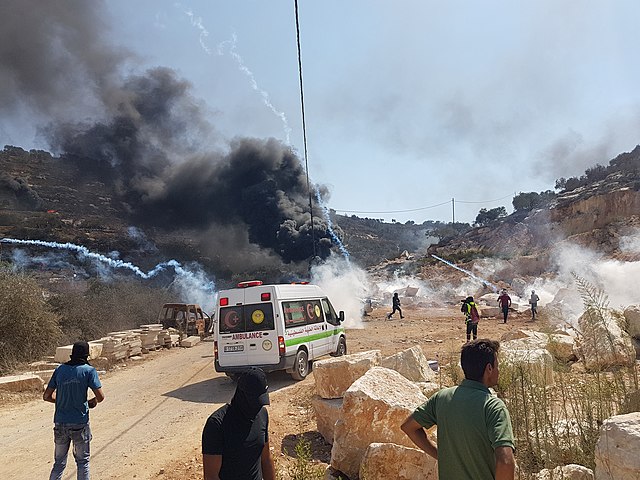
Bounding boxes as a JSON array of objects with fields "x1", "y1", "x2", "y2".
[
  {"x1": 202, "y1": 368, "x2": 276, "y2": 480},
  {"x1": 43, "y1": 341, "x2": 105, "y2": 480},
  {"x1": 387, "y1": 292, "x2": 404, "y2": 320}
]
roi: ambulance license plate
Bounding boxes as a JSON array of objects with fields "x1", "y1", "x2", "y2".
[{"x1": 224, "y1": 345, "x2": 244, "y2": 352}]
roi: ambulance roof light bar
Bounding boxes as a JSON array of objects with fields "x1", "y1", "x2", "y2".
[{"x1": 237, "y1": 280, "x2": 263, "y2": 288}]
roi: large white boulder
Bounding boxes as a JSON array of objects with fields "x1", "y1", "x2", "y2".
[
  {"x1": 359, "y1": 442, "x2": 437, "y2": 480},
  {"x1": 534, "y1": 464, "x2": 593, "y2": 479},
  {"x1": 594, "y1": 412, "x2": 640, "y2": 479},
  {"x1": 574, "y1": 309, "x2": 635, "y2": 371},
  {"x1": 501, "y1": 329, "x2": 576, "y2": 363},
  {"x1": 311, "y1": 395, "x2": 342, "y2": 444},
  {"x1": 381, "y1": 345, "x2": 437, "y2": 383},
  {"x1": 481, "y1": 306, "x2": 501, "y2": 317},
  {"x1": 623, "y1": 304, "x2": 640, "y2": 338},
  {"x1": 501, "y1": 337, "x2": 555, "y2": 385},
  {"x1": 416, "y1": 381, "x2": 441, "y2": 398},
  {"x1": 546, "y1": 332, "x2": 578, "y2": 363},
  {"x1": 54, "y1": 342, "x2": 103, "y2": 363},
  {"x1": 314, "y1": 350, "x2": 381, "y2": 399},
  {"x1": 330, "y1": 367, "x2": 427, "y2": 479}
]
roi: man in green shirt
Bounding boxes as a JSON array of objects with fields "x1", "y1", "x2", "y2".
[{"x1": 401, "y1": 339, "x2": 515, "y2": 480}]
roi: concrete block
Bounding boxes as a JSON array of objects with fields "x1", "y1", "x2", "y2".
[
  {"x1": 180, "y1": 336, "x2": 201, "y2": 347},
  {"x1": 33, "y1": 370, "x2": 57, "y2": 384},
  {"x1": 0, "y1": 374, "x2": 44, "y2": 392},
  {"x1": 54, "y1": 343, "x2": 103, "y2": 363}
]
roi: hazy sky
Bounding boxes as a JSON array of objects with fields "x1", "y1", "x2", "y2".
[{"x1": 3, "y1": 1, "x2": 640, "y2": 224}]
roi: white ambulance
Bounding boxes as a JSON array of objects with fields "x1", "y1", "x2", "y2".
[{"x1": 214, "y1": 281, "x2": 347, "y2": 380}]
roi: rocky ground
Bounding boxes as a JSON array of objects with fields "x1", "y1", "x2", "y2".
[{"x1": 158, "y1": 304, "x2": 540, "y2": 480}]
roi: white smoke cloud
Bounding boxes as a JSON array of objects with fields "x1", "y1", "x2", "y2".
[
  {"x1": 619, "y1": 227, "x2": 640, "y2": 254},
  {"x1": 311, "y1": 254, "x2": 370, "y2": 329},
  {"x1": 168, "y1": 261, "x2": 217, "y2": 312}
]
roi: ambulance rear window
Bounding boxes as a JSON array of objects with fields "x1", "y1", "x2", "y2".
[{"x1": 219, "y1": 304, "x2": 275, "y2": 333}]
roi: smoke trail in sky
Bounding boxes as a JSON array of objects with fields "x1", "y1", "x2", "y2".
[
  {"x1": 315, "y1": 190, "x2": 350, "y2": 261},
  {"x1": 180, "y1": 7, "x2": 349, "y2": 261},
  {"x1": 0, "y1": 238, "x2": 216, "y2": 301},
  {"x1": 183, "y1": 9, "x2": 212, "y2": 55},
  {"x1": 182, "y1": 7, "x2": 291, "y2": 144},
  {"x1": 431, "y1": 254, "x2": 498, "y2": 292},
  {"x1": 217, "y1": 34, "x2": 292, "y2": 145}
]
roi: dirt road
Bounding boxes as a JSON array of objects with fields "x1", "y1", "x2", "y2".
[
  {"x1": 1, "y1": 305, "x2": 533, "y2": 479},
  {"x1": 0, "y1": 339, "x2": 299, "y2": 480}
]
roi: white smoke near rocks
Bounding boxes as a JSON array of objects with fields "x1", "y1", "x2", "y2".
[
  {"x1": 310, "y1": 254, "x2": 370, "y2": 329},
  {"x1": 619, "y1": 227, "x2": 640, "y2": 254}
]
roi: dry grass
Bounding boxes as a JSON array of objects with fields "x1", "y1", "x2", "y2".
[{"x1": 497, "y1": 277, "x2": 640, "y2": 477}]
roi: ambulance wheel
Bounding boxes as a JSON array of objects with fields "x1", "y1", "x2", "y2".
[
  {"x1": 333, "y1": 337, "x2": 347, "y2": 357},
  {"x1": 225, "y1": 373, "x2": 240, "y2": 382},
  {"x1": 291, "y1": 349, "x2": 309, "y2": 380}
]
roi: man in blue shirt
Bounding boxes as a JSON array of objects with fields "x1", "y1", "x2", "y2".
[{"x1": 43, "y1": 341, "x2": 105, "y2": 480}]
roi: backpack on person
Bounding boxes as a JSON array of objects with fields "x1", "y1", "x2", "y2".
[
  {"x1": 469, "y1": 303, "x2": 480, "y2": 323},
  {"x1": 461, "y1": 298, "x2": 480, "y2": 324}
]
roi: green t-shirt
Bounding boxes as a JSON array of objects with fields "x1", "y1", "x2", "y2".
[{"x1": 412, "y1": 379, "x2": 515, "y2": 480}]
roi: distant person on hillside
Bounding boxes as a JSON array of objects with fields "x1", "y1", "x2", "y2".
[
  {"x1": 43, "y1": 341, "x2": 105, "y2": 480},
  {"x1": 387, "y1": 292, "x2": 404, "y2": 320},
  {"x1": 401, "y1": 339, "x2": 515, "y2": 480},
  {"x1": 529, "y1": 291, "x2": 540, "y2": 320},
  {"x1": 202, "y1": 367, "x2": 276, "y2": 480},
  {"x1": 497, "y1": 289, "x2": 512, "y2": 324},
  {"x1": 461, "y1": 296, "x2": 481, "y2": 341}
]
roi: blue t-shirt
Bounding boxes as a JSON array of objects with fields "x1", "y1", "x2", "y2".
[{"x1": 48, "y1": 364, "x2": 102, "y2": 424}]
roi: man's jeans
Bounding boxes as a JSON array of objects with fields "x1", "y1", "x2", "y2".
[{"x1": 49, "y1": 423, "x2": 92, "y2": 480}]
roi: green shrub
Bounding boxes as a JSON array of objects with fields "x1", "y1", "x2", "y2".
[
  {"x1": 0, "y1": 271, "x2": 61, "y2": 374},
  {"x1": 285, "y1": 436, "x2": 325, "y2": 480},
  {"x1": 49, "y1": 279, "x2": 173, "y2": 344}
]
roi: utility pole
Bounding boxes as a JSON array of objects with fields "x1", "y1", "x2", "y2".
[{"x1": 452, "y1": 198, "x2": 455, "y2": 224}]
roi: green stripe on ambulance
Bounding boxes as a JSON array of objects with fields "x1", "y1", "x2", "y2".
[{"x1": 285, "y1": 328, "x2": 345, "y2": 347}]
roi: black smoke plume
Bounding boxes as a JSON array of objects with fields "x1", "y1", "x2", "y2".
[{"x1": 0, "y1": 1, "x2": 340, "y2": 271}]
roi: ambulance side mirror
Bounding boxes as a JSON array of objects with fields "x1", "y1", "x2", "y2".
[{"x1": 339, "y1": 311, "x2": 345, "y2": 323}]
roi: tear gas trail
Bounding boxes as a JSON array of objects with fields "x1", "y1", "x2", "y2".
[
  {"x1": 431, "y1": 254, "x2": 498, "y2": 292},
  {"x1": 0, "y1": 238, "x2": 215, "y2": 297},
  {"x1": 216, "y1": 33, "x2": 292, "y2": 145},
  {"x1": 183, "y1": 8, "x2": 213, "y2": 55},
  {"x1": 181, "y1": 8, "x2": 349, "y2": 261},
  {"x1": 1, "y1": 2, "x2": 344, "y2": 268},
  {"x1": 182, "y1": 7, "x2": 292, "y2": 144},
  {"x1": 315, "y1": 189, "x2": 350, "y2": 261}
]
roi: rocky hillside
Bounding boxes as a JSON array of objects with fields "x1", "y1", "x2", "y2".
[
  {"x1": 0, "y1": 145, "x2": 437, "y2": 278},
  {"x1": 2, "y1": 143, "x2": 640, "y2": 285}
]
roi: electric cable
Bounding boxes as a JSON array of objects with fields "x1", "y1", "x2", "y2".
[
  {"x1": 334, "y1": 193, "x2": 513, "y2": 215},
  {"x1": 294, "y1": 0, "x2": 316, "y2": 259}
]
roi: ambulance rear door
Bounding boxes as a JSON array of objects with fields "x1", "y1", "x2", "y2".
[{"x1": 217, "y1": 286, "x2": 279, "y2": 368}]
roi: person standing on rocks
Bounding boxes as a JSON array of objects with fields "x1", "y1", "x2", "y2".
[
  {"x1": 529, "y1": 290, "x2": 540, "y2": 320},
  {"x1": 497, "y1": 289, "x2": 512, "y2": 324},
  {"x1": 43, "y1": 341, "x2": 105, "y2": 480},
  {"x1": 401, "y1": 339, "x2": 515, "y2": 480},
  {"x1": 202, "y1": 367, "x2": 276, "y2": 480},
  {"x1": 387, "y1": 292, "x2": 404, "y2": 320}
]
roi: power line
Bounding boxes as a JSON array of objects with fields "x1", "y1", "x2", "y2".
[
  {"x1": 334, "y1": 200, "x2": 451, "y2": 215},
  {"x1": 293, "y1": 0, "x2": 316, "y2": 259},
  {"x1": 455, "y1": 194, "x2": 513, "y2": 204},
  {"x1": 333, "y1": 193, "x2": 513, "y2": 215}
]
